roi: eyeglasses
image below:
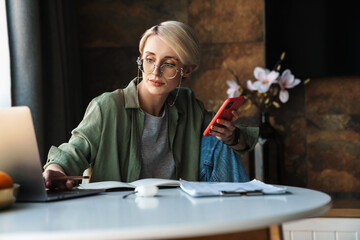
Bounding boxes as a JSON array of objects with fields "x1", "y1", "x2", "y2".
[{"x1": 137, "y1": 58, "x2": 183, "y2": 79}]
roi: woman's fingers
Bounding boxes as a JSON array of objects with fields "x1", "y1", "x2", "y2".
[
  {"x1": 210, "y1": 110, "x2": 240, "y2": 145},
  {"x1": 43, "y1": 167, "x2": 72, "y2": 190},
  {"x1": 65, "y1": 180, "x2": 74, "y2": 190},
  {"x1": 210, "y1": 120, "x2": 235, "y2": 144},
  {"x1": 231, "y1": 110, "x2": 240, "y2": 121}
]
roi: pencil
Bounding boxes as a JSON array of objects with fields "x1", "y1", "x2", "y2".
[{"x1": 52, "y1": 176, "x2": 90, "y2": 181}]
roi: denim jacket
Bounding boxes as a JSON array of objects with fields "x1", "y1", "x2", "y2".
[{"x1": 200, "y1": 135, "x2": 250, "y2": 182}]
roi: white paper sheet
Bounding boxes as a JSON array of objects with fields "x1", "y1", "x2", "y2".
[{"x1": 180, "y1": 179, "x2": 287, "y2": 197}]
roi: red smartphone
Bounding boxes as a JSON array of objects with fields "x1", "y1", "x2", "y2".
[{"x1": 203, "y1": 96, "x2": 245, "y2": 137}]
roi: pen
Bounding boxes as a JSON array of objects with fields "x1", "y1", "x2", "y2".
[{"x1": 52, "y1": 176, "x2": 90, "y2": 181}]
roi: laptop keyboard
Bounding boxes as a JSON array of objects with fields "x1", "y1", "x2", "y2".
[{"x1": 46, "y1": 189, "x2": 103, "y2": 200}]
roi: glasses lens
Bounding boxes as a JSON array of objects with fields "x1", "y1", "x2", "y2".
[
  {"x1": 138, "y1": 59, "x2": 179, "y2": 79},
  {"x1": 161, "y1": 64, "x2": 177, "y2": 79},
  {"x1": 141, "y1": 59, "x2": 155, "y2": 74}
]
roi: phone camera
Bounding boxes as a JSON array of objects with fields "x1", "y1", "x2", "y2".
[{"x1": 225, "y1": 102, "x2": 234, "y2": 109}]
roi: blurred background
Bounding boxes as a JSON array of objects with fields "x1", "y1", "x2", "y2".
[{"x1": 4, "y1": 0, "x2": 360, "y2": 204}]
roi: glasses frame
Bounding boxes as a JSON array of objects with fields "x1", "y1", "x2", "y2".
[{"x1": 137, "y1": 57, "x2": 183, "y2": 80}]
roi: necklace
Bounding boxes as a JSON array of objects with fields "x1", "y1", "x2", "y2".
[{"x1": 168, "y1": 78, "x2": 182, "y2": 107}]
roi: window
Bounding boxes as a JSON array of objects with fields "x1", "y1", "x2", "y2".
[{"x1": 0, "y1": 0, "x2": 11, "y2": 107}]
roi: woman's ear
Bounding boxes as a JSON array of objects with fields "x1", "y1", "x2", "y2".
[{"x1": 182, "y1": 65, "x2": 196, "y2": 78}]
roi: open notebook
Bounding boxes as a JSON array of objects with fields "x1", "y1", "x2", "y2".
[
  {"x1": 78, "y1": 177, "x2": 287, "y2": 198},
  {"x1": 0, "y1": 106, "x2": 102, "y2": 202},
  {"x1": 78, "y1": 178, "x2": 180, "y2": 191}
]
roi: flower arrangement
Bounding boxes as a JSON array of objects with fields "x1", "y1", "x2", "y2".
[{"x1": 225, "y1": 52, "x2": 310, "y2": 113}]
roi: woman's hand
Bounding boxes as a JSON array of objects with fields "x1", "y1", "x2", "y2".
[
  {"x1": 209, "y1": 110, "x2": 246, "y2": 150},
  {"x1": 42, "y1": 163, "x2": 74, "y2": 190}
]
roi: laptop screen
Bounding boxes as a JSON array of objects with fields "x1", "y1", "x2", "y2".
[{"x1": 0, "y1": 107, "x2": 52, "y2": 201}]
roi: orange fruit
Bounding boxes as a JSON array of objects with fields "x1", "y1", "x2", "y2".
[{"x1": 0, "y1": 171, "x2": 13, "y2": 189}]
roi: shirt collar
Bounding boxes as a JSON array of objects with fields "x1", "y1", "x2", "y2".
[{"x1": 123, "y1": 78, "x2": 141, "y2": 109}]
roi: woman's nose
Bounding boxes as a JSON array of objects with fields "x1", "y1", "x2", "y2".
[{"x1": 153, "y1": 64, "x2": 161, "y2": 76}]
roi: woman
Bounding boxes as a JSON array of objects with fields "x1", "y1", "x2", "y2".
[{"x1": 43, "y1": 21, "x2": 258, "y2": 189}]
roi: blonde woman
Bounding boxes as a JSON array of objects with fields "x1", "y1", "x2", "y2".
[{"x1": 43, "y1": 21, "x2": 258, "y2": 189}]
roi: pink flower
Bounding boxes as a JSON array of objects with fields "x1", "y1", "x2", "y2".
[
  {"x1": 247, "y1": 67, "x2": 279, "y2": 93},
  {"x1": 278, "y1": 69, "x2": 301, "y2": 103},
  {"x1": 226, "y1": 79, "x2": 241, "y2": 98}
]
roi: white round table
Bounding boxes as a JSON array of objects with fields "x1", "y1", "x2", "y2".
[{"x1": 0, "y1": 186, "x2": 331, "y2": 239}]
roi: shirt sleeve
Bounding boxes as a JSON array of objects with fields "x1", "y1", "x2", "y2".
[
  {"x1": 236, "y1": 124, "x2": 259, "y2": 156},
  {"x1": 44, "y1": 99, "x2": 103, "y2": 176}
]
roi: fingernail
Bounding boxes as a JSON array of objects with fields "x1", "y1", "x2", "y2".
[
  {"x1": 216, "y1": 119, "x2": 221, "y2": 124},
  {"x1": 46, "y1": 181, "x2": 51, "y2": 188},
  {"x1": 211, "y1": 125, "x2": 215, "y2": 130}
]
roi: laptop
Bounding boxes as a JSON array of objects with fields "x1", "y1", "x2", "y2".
[{"x1": 0, "y1": 106, "x2": 102, "y2": 201}]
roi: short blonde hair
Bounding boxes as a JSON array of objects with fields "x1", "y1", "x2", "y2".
[{"x1": 139, "y1": 21, "x2": 200, "y2": 70}]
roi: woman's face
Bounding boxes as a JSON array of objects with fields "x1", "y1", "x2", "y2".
[{"x1": 140, "y1": 35, "x2": 184, "y2": 97}]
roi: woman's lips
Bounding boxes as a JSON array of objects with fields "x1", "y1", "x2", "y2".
[{"x1": 149, "y1": 80, "x2": 164, "y2": 87}]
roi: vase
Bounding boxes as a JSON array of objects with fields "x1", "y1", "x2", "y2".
[{"x1": 250, "y1": 112, "x2": 284, "y2": 184}]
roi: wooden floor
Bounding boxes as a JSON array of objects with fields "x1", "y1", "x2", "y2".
[{"x1": 321, "y1": 198, "x2": 360, "y2": 218}]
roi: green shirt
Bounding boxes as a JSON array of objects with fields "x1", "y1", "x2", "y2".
[{"x1": 45, "y1": 79, "x2": 259, "y2": 182}]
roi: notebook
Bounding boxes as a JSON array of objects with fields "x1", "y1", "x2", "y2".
[{"x1": 0, "y1": 106, "x2": 102, "y2": 202}]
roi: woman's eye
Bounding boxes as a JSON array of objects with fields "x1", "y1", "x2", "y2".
[
  {"x1": 145, "y1": 58, "x2": 154, "y2": 63},
  {"x1": 163, "y1": 63, "x2": 176, "y2": 68}
]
